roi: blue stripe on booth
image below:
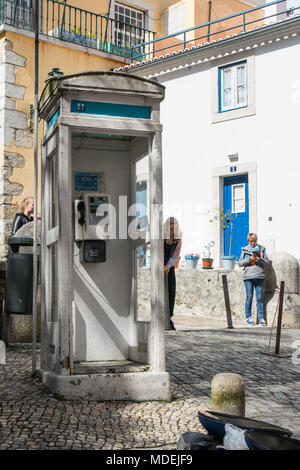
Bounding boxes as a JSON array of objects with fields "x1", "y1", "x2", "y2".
[{"x1": 71, "y1": 100, "x2": 151, "y2": 119}]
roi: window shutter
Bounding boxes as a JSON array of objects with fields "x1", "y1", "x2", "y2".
[{"x1": 162, "y1": 11, "x2": 169, "y2": 35}]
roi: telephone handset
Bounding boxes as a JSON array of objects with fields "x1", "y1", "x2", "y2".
[
  {"x1": 77, "y1": 200, "x2": 86, "y2": 226},
  {"x1": 74, "y1": 193, "x2": 111, "y2": 241}
]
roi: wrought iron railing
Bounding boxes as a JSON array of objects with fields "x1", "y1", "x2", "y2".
[
  {"x1": 0, "y1": 0, "x2": 33, "y2": 30},
  {"x1": 0, "y1": 0, "x2": 154, "y2": 59},
  {"x1": 130, "y1": 0, "x2": 300, "y2": 62}
]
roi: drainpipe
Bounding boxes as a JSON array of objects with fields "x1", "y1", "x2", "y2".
[
  {"x1": 207, "y1": 0, "x2": 212, "y2": 41},
  {"x1": 32, "y1": 0, "x2": 39, "y2": 375}
]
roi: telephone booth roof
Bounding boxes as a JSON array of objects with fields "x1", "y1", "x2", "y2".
[{"x1": 38, "y1": 71, "x2": 165, "y2": 121}]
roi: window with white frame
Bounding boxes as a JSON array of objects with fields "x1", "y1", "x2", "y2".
[
  {"x1": 114, "y1": 2, "x2": 145, "y2": 47},
  {"x1": 232, "y1": 183, "x2": 246, "y2": 213},
  {"x1": 219, "y1": 61, "x2": 248, "y2": 112}
]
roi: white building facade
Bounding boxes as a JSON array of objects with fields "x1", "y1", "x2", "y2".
[{"x1": 122, "y1": 14, "x2": 300, "y2": 266}]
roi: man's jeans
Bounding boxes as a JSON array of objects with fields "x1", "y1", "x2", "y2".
[{"x1": 244, "y1": 278, "x2": 265, "y2": 320}]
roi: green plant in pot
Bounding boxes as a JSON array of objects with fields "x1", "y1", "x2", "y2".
[
  {"x1": 201, "y1": 241, "x2": 215, "y2": 268},
  {"x1": 220, "y1": 209, "x2": 238, "y2": 270}
]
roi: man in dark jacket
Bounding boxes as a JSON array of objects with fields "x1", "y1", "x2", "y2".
[{"x1": 12, "y1": 197, "x2": 34, "y2": 235}]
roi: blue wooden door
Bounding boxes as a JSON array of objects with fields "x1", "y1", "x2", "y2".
[{"x1": 224, "y1": 174, "x2": 249, "y2": 258}]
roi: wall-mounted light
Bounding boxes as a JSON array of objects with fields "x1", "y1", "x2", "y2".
[
  {"x1": 45, "y1": 67, "x2": 64, "y2": 82},
  {"x1": 227, "y1": 152, "x2": 239, "y2": 162}
]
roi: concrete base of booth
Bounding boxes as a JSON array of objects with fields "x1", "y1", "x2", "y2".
[{"x1": 38, "y1": 370, "x2": 171, "y2": 402}]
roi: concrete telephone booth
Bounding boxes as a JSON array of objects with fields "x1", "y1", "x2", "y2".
[{"x1": 38, "y1": 72, "x2": 170, "y2": 401}]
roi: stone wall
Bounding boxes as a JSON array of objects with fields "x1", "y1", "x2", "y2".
[
  {"x1": 0, "y1": 38, "x2": 37, "y2": 342},
  {"x1": 137, "y1": 268, "x2": 258, "y2": 321},
  {"x1": 137, "y1": 253, "x2": 300, "y2": 327},
  {"x1": 0, "y1": 38, "x2": 31, "y2": 263}
]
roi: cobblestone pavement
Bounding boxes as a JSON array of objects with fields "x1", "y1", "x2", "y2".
[{"x1": 0, "y1": 325, "x2": 300, "y2": 450}]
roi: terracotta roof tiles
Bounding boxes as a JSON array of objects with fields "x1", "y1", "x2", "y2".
[{"x1": 113, "y1": 16, "x2": 300, "y2": 72}]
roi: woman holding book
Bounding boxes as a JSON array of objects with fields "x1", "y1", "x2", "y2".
[{"x1": 238, "y1": 232, "x2": 270, "y2": 326}]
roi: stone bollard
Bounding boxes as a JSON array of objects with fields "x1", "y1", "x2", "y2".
[
  {"x1": 211, "y1": 373, "x2": 245, "y2": 416},
  {"x1": 0, "y1": 340, "x2": 5, "y2": 365}
]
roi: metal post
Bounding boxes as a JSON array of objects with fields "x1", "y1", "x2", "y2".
[
  {"x1": 222, "y1": 274, "x2": 233, "y2": 329},
  {"x1": 262, "y1": 280, "x2": 291, "y2": 358},
  {"x1": 275, "y1": 281, "x2": 285, "y2": 355},
  {"x1": 32, "y1": 0, "x2": 39, "y2": 375}
]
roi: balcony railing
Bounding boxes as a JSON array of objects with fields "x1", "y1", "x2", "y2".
[
  {"x1": 0, "y1": 0, "x2": 33, "y2": 30},
  {"x1": 0, "y1": 0, "x2": 154, "y2": 59},
  {"x1": 130, "y1": 0, "x2": 300, "y2": 62}
]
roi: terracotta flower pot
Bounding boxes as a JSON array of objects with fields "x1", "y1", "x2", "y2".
[{"x1": 202, "y1": 258, "x2": 213, "y2": 269}]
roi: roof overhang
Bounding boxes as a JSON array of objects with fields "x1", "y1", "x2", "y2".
[
  {"x1": 117, "y1": 15, "x2": 300, "y2": 80},
  {"x1": 39, "y1": 71, "x2": 165, "y2": 119}
]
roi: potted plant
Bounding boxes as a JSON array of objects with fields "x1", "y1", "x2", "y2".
[
  {"x1": 184, "y1": 253, "x2": 200, "y2": 269},
  {"x1": 220, "y1": 210, "x2": 237, "y2": 270},
  {"x1": 50, "y1": 26, "x2": 99, "y2": 49},
  {"x1": 201, "y1": 241, "x2": 215, "y2": 269}
]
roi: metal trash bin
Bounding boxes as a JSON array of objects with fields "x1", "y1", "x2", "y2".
[{"x1": 5, "y1": 237, "x2": 35, "y2": 315}]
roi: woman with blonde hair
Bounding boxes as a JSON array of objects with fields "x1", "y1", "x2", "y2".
[
  {"x1": 163, "y1": 217, "x2": 182, "y2": 330},
  {"x1": 238, "y1": 232, "x2": 270, "y2": 326},
  {"x1": 12, "y1": 196, "x2": 34, "y2": 235}
]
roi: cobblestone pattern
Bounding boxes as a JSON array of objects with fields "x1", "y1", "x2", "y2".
[
  {"x1": 166, "y1": 328, "x2": 300, "y2": 433},
  {"x1": 0, "y1": 327, "x2": 300, "y2": 449}
]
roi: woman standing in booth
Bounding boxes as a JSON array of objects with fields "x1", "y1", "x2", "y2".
[{"x1": 164, "y1": 217, "x2": 182, "y2": 330}]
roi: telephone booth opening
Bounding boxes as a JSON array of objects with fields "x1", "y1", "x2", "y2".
[{"x1": 38, "y1": 72, "x2": 170, "y2": 401}]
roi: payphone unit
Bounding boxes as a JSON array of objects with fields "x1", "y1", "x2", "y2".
[
  {"x1": 74, "y1": 193, "x2": 111, "y2": 262},
  {"x1": 74, "y1": 193, "x2": 111, "y2": 241}
]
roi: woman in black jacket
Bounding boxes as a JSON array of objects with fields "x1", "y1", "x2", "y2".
[
  {"x1": 164, "y1": 217, "x2": 182, "y2": 331},
  {"x1": 12, "y1": 197, "x2": 34, "y2": 235}
]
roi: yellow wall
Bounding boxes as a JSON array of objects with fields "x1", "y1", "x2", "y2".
[
  {"x1": 152, "y1": 0, "x2": 264, "y2": 55},
  {"x1": 61, "y1": 0, "x2": 110, "y2": 15},
  {"x1": 194, "y1": 0, "x2": 264, "y2": 41}
]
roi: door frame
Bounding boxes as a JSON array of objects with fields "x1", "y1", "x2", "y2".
[{"x1": 212, "y1": 162, "x2": 257, "y2": 267}]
